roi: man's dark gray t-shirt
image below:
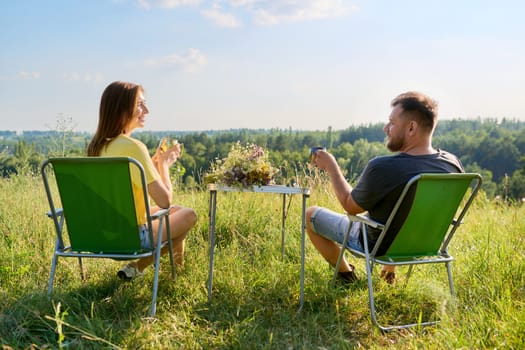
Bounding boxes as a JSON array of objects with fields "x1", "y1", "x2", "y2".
[{"x1": 351, "y1": 150, "x2": 464, "y2": 253}]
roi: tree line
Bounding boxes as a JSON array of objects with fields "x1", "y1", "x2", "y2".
[{"x1": 1, "y1": 118, "x2": 524, "y2": 201}]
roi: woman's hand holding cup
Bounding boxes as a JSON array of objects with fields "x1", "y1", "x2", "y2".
[{"x1": 157, "y1": 138, "x2": 183, "y2": 166}]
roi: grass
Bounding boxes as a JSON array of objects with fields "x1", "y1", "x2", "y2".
[{"x1": 0, "y1": 173, "x2": 524, "y2": 349}]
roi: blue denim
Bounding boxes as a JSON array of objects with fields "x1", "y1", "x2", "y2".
[
  {"x1": 310, "y1": 207, "x2": 364, "y2": 252},
  {"x1": 139, "y1": 224, "x2": 153, "y2": 249}
]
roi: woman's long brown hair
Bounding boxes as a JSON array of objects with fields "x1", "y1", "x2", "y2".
[{"x1": 87, "y1": 81, "x2": 143, "y2": 156}]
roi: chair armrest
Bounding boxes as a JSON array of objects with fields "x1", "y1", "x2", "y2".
[
  {"x1": 150, "y1": 207, "x2": 171, "y2": 220},
  {"x1": 47, "y1": 208, "x2": 64, "y2": 218},
  {"x1": 346, "y1": 213, "x2": 384, "y2": 230}
]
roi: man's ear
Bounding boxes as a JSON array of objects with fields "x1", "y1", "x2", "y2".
[{"x1": 408, "y1": 120, "x2": 417, "y2": 136}]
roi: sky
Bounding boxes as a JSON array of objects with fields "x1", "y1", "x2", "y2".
[{"x1": 1, "y1": 0, "x2": 524, "y2": 132}]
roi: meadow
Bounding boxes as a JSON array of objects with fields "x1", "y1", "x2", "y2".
[{"x1": 0, "y1": 173, "x2": 524, "y2": 349}]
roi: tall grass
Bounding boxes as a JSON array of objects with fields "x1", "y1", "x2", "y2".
[{"x1": 0, "y1": 173, "x2": 524, "y2": 349}]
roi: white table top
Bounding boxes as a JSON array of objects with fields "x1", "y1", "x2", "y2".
[{"x1": 207, "y1": 184, "x2": 310, "y2": 195}]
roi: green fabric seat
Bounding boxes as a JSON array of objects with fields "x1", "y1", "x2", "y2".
[
  {"x1": 333, "y1": 173, "x2": 482, "y2": 331},
  {"x1": 42, "y1": 157, "x2": 175, "y2": 317}
]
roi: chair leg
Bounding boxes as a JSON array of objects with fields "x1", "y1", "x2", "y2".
[
  {"x1": 47, "y1": 254, "x2": 58, "y2": 295},
  {"x1": 358, "y1": 226, "x2": 390, "y2": 331},
  {"x1": 446, "y1": 261, "x2": 456, "y2": 298},
  {"x1": 150, "y1": 249, "x2": 161, "y2": 317},
  {"x1": 78, "y1": 257, "x2": 85, "y2": 281},
  {"x1": 369, "y1": 262, "x2": 443, "y2": 331},
  {"x1": 365, "y1": 258, "x2": 385, "y2": 331},
  {"x1": 150, "y1": 220, "x2": 165, "y2": 317},
  {"x1": 361, "y1": 231, "x2": 438, "y2": 331},
  {"x1": 164, "y1": 214, "x2": 176, "y2": 279}
]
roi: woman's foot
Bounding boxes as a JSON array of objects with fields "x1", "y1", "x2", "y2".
[{"x1": 117, "y1": 263, "x2": 144, "y2": 281}]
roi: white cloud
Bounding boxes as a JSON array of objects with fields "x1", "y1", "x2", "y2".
[
  {"x1": 215, "y1": 0, "x2": 358, "y2": 26},
  {"x1": 137, "y1": 0, "x2": 151, "y2": 9},
  {"x1": 137, "y1": 0, "x2": 358, "y2": 26},
  {"x1": 247, "y1": 0, "x2": 358, "y2": 25},
  {"x1": 144, "y1": 48, "x2": 208, "y2": 72},
  {"x1": 63, "y1": 72, "x2": 81, "y2": 81},
  {"x1": 138, "y1": 0, "x2": 202, "y2": 9},
  {"x1": 201, "y1": 5, "x2": 242, "y2": 27},
  {"x1": 62, "y1": 72, "x2": 104, "y2": 82},
  {"x1": 158, "y1": 0, "x2": 202, "y2": 7},
  {"x1": 17, "y1": 71, "x2": 41, "y2": 79},
  {"x1": 229, "y1": 0, "x2": 256, "y2": 5}
]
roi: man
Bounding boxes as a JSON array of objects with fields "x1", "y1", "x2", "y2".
[{"x1": 306, "y1": 91, "x2": 464, "y2": 285}]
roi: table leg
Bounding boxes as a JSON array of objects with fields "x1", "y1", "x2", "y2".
[
  {"x1": 208, "y1": 190, "x2": 217, "y2": 302},
  {"x1": 281, "y1": 193, "x2": 286, "y2": 259},
  {"x1": 299, "y1": 193, "x2": 308, "y2": 311}
]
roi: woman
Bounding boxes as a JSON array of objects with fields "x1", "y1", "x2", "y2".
[{"x1": 87, "y1": 81, "x2": 197, "y2": 280}]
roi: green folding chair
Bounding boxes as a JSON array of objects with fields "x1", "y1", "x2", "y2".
[
  {"x1": 333, "y1": 173, "x2": 482, "y2": 331},
  {"x1": 41, "y1": 157, "x2": 176, "y2": 317}
]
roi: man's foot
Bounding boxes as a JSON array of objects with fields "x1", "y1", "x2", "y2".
[
  {"x1": 117, "y1": 264, "x2": 144, "y2": 281},
  {"x1": 336, "y1": 265, "x2": 358, "y2": 285},
  {"x1": 380, "y1": 270, "x2": 396, "y2": 285}
]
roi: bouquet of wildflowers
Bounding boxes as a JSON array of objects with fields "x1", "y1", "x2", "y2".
[{"x1": 205, "y1": 142, "x2": 278, "y2": 187}]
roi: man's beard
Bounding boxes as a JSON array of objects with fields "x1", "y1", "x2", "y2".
[{"x1": 385, "y1": 135, "x2": 404, "y2": 152}]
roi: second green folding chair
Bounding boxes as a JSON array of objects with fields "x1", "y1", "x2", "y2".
[{"x1": 333, "y1": 173, "x2": 482, "y2": 331}]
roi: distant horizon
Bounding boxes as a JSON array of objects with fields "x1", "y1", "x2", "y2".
[{"x1": 2, "y1": 115, "x2": 524, "y2": 135}]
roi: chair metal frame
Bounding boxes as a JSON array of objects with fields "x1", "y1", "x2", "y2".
[
  {"x1": 333, "y1": 173, "x2": 482, "y2": 331},
  {"x1": 42, "y1": 157, "x2": 176, "y2": 317}
]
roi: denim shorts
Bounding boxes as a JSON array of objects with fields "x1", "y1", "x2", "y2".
[
  {"x1": 310, "y1": 207, "x2": 364, "y2": 252},
  {"x1": 139, "y1": 224, "x2": 153, "y2": 249}
]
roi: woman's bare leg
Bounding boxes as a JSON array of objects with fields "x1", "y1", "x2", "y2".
[{"x1": 137, "y1": 206, "x2": 197, "y2": 271}]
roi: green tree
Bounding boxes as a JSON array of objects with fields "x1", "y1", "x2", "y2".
[
  {"x1": 507, "y1": 169, "x2": 525, "y2": 201},
  {"x1": 0, "y1": 140, "x2": 43, "y2": 176},
  {"x1": 474, "y1": 134, "x2": 521, "y2": 182},
  {"x1": 465, "y1": 162, "x2": 497, "y2": 198}
]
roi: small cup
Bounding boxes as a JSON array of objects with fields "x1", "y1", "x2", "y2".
[
  {"x1": 309, "y1": 146, "x2": 326, "y2": 163},
  {"x1": 159, "y1": 138, "x2": 169, "y2": 152},
  {"x1": 159, "y1": 138, "x2": 183, "y2": 157}
]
